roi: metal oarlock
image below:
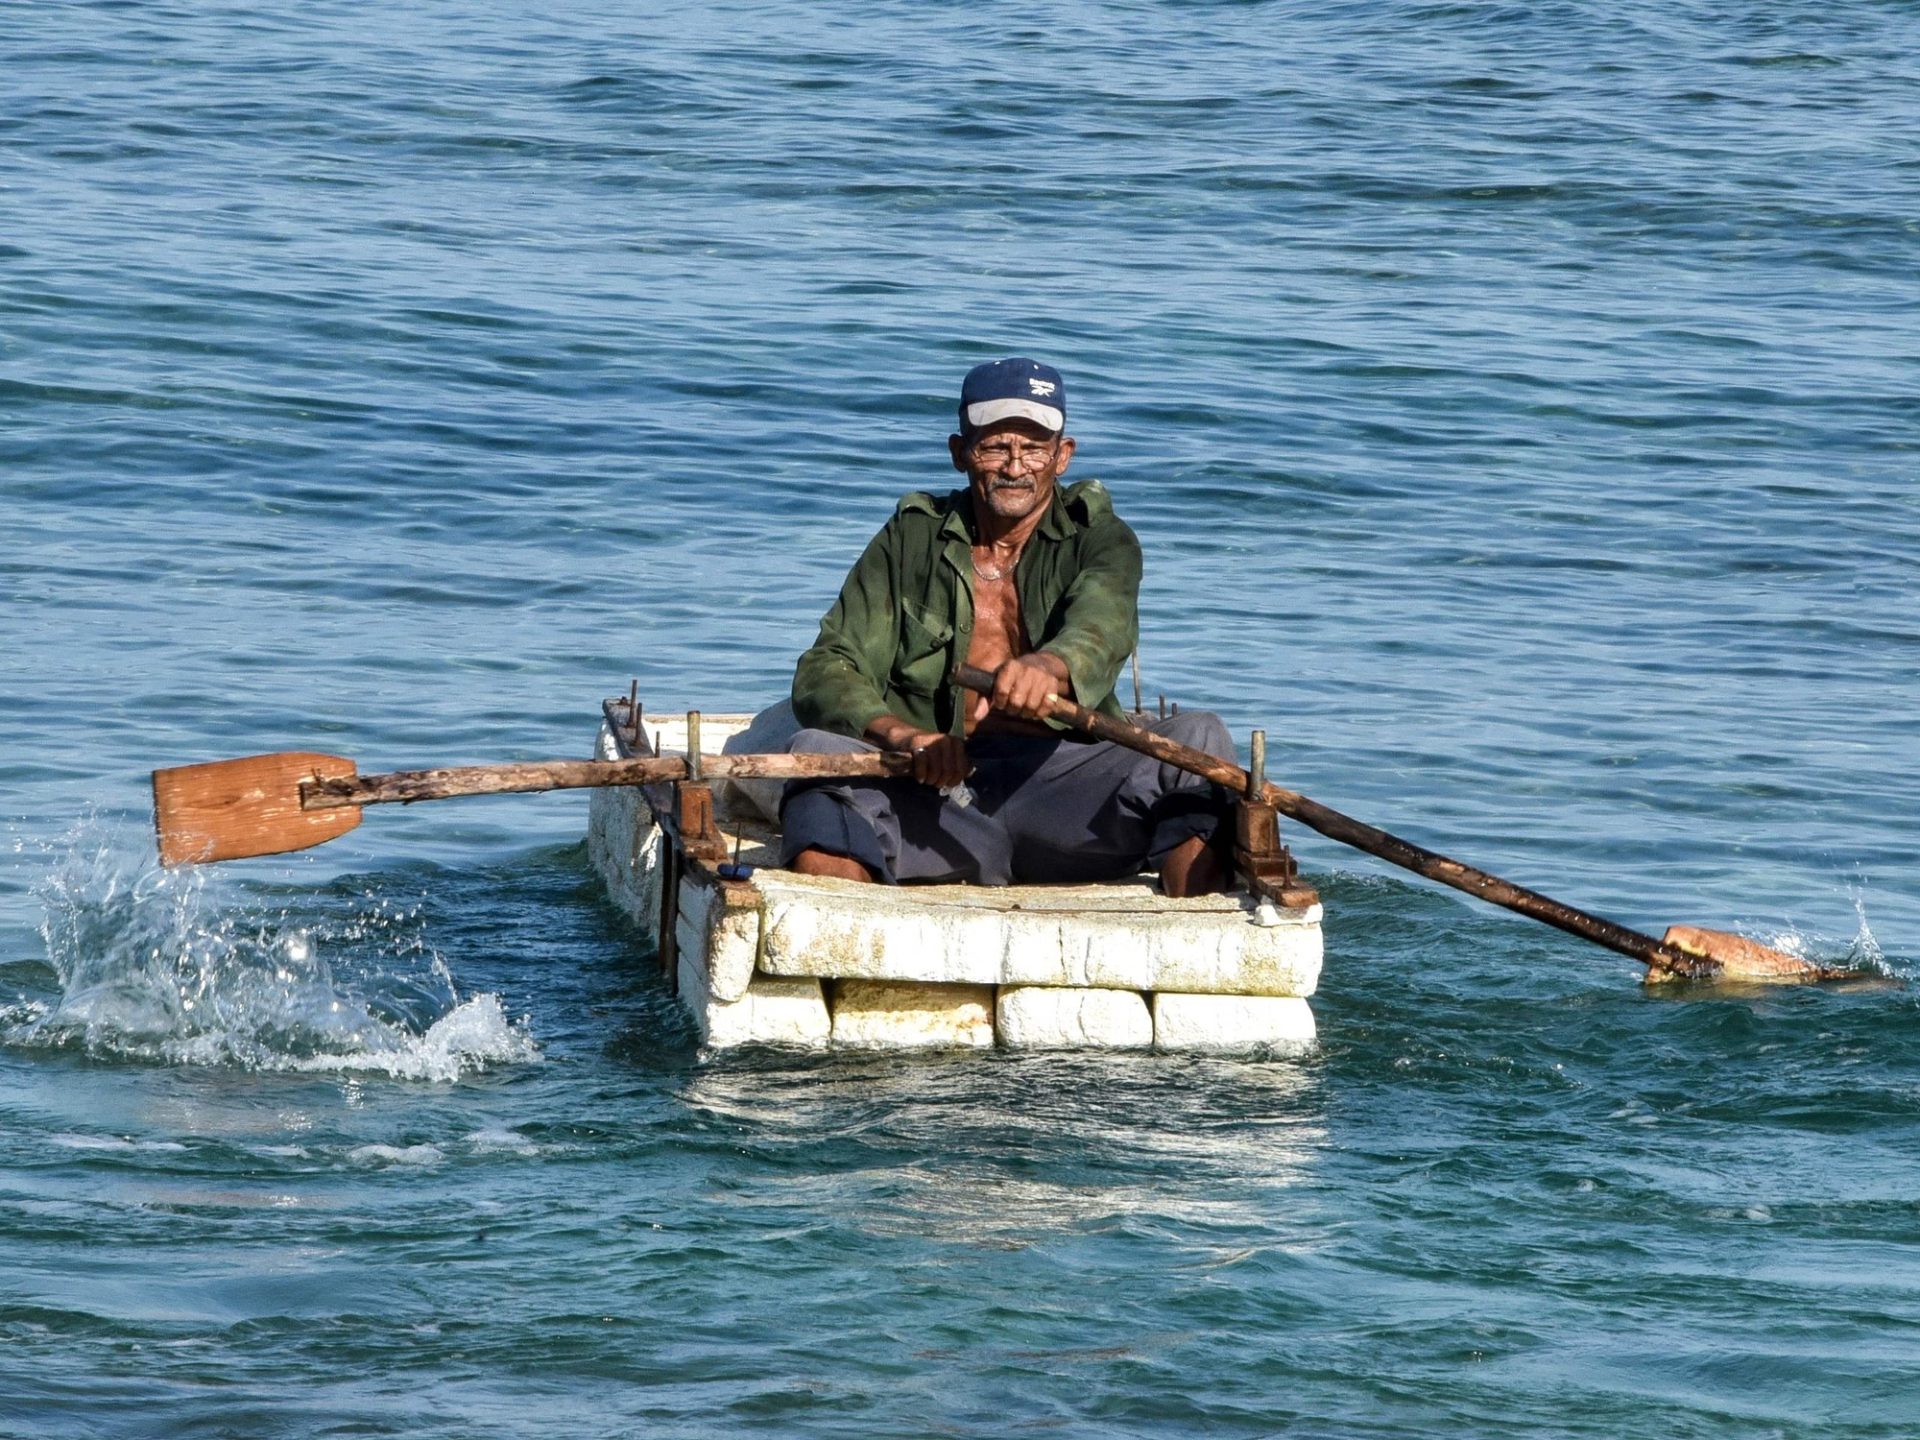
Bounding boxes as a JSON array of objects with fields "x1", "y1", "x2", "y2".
[{"x1": 1234, "y1": 727, "x2": 1318, "y2": 911}]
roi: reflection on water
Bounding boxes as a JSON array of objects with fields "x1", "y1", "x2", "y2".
[{"x1": 680, "y1": 1052, "x2": 1330, "y2": 1248}]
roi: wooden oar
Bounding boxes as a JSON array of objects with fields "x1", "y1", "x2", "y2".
[
  {"x1": 953, "y1": 664, "x2": 1848, "y2": 983},
  {"x1": 153, "y1": 750, "x2": 910, "y2": 867}
]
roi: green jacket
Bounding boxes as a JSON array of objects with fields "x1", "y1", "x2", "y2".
[{"x1": 792, "y1": 479, "x2": 1142, "y2": 739}]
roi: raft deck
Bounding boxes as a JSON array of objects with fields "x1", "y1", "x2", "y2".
[{"x1": 585, "y1": 699, "x2": 1324, "y2": 1051}]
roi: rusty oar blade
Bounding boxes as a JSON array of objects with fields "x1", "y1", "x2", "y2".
[{"x1": 154, "y1": 752, "x2": 362, "y2": 866}]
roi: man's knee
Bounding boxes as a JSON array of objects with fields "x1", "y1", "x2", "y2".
[{"x1": 1158, "y1": 709, "x2": 1233, "y2": 761}]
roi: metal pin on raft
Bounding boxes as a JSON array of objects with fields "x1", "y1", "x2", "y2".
[{"x1": 719, "y1": 829, "x2": 754, "y2": 882}]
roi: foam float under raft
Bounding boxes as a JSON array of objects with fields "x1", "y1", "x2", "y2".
[{"x1": 585, "y1": 697, "x2": 1325, "y2": 1053}]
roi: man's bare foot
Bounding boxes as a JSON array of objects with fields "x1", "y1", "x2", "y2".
[
  {"x1": 1159, "y1": 834, "x2": 1229, "y2": 898},
  {"x1": 790, "y1": 848, "x2": 878, "y2": 883}
]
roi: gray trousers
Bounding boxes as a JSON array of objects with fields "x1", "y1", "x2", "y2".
[{"x1": 779, "y1": 711, "x2": 1236, "y2": 886}]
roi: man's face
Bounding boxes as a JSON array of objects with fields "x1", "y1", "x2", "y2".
[{"x1": 949, "y1": 419, "x2": 1076, "y2": 524}]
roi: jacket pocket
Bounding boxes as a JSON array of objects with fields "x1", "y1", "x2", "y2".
[{"x1": 892, "y1": 603, "x2": 953, "y2": 695}]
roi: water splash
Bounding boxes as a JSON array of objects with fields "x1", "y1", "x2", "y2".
[
  {"x1": 6, "y1": 825, "x2": 537, "y2": 1080},
  {"x1": 1845, "y1": 887, "x2": 1892, "y2": 976},
  {"x1": 1755, "y1": 885, "x2": 1897, "y2": 981}
]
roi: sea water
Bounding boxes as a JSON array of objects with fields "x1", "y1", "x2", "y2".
[{"x1": 4, "y1": 3, "x2": 1917, "y2": 1434}]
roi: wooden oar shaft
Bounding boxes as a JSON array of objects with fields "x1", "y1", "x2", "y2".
[
  {"x1": 1266, "y1": 788, "x2": 1703, "y2": 974},
  {"x1": 301, "y1": 751, "x2": 912, "y2": 810},
  {"x1": 952, "y1": 665, "x2": 1709, "y2": 978}
]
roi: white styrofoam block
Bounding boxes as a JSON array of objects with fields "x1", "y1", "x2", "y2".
[
  {"x1": 705, "y1": 899, "x2": 762, "y2": 1003},
  {"x1": 995, "y1": 986, "x2": 1152, "y2": 1049},
  {"x1": 756, "y1": 874, "x2": 1321, "y2": 998},
  {"x1": 643, "y1": 712, "x2": 754, "y2": 760},
  {"x1": 828, "y1": 980, "x2": 995, "y2": 1050},
  {"x1": 586, "y1": 779, "x2": 663, "y2": 927},
  {"x1": 674, "y1": 922, "x2": 713, "y2": 998},
  {"x1": 672, "y1": 877, "x2": 762, "y2": 1003},
  {"x1": 1150, "y1": 993, "x2": 1317, "y2": 1053},
  {"x1": 673, "y1": 907, "x2": 707, "y2": 984},
  {"x1": 677, "y1": 947, "x2": 830, "y2": 1049}
]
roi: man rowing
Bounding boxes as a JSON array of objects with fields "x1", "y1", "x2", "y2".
[{"x1": 780, "y1": 358, "x2": 1236, "y2": 896}]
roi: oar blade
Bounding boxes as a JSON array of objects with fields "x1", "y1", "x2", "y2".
[
  {"x1": 153, "y1": 753, "x2": 361, "y2": 866},
  {"x1": 1658, "y1": 924, "x2": 1833, "y2": 983}
]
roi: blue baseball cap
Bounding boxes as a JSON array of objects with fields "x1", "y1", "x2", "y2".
[{"x1": 959, "y1": 357, "x2": 1066, "y2": 434}]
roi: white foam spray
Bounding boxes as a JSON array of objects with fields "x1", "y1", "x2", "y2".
[{"x1": 7, "y1": 824, "x2": 537, "y2": 1081}]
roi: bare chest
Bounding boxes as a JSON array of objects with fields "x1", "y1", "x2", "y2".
[{"x1": 965, "y1": 566, "x2": 1028, "y2": 672}]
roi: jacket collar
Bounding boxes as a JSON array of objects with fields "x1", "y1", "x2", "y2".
[{"x1": 935, "y1": 480, "x2": 1103, "y2": 545}]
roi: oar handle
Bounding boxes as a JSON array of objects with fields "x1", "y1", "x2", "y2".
[
  {"x1": 951, "y1": 664, "x2": 1712, "y2": 977},
  {"x1": 302, "y1": 750, "x2": 913, "y2": 809}
]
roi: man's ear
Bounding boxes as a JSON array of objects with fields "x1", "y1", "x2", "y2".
[
  {"x1": 949, "y1": 433, "x2": 968, "y2": 471},
  {"x1": 1052, "y1": 435, "x2": 1076, "y2": 475}
]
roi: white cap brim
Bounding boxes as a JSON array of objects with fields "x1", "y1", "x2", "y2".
[{"x1": 964, "y1": 397, "x2": 1064, "y2": 433}]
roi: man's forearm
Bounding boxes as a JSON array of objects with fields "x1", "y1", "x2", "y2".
[
  {"x1": 1029, "y1": 649, "x2": 1075, "y2": 696},
  {"x1": 862, "y1": 714, "x2": 925, "y2": 751}
]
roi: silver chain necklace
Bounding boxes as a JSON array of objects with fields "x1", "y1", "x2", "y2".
[{"x1": 972, "y1": 552, "x2": 1014, "y2": 583}]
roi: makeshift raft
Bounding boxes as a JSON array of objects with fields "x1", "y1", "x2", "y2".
[{"x1": 585, "y1": 697, "x2": 1325, "y2": 1052}]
